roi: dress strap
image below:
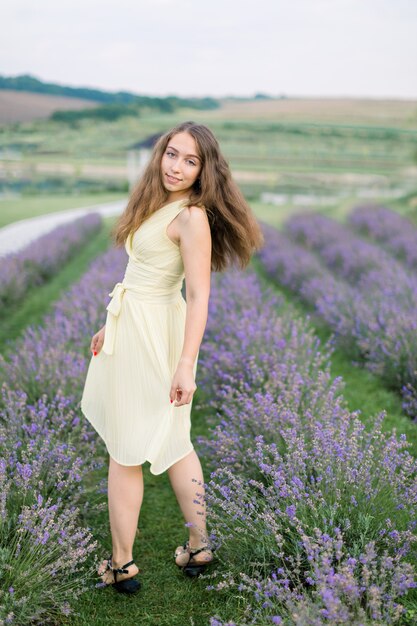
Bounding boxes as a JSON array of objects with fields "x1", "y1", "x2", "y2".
[
  {"x1": 165, "y1": 200, "x2": 190, "y2": 221},
  {"x1": 164, "y1": 203, "x2": 190, "y2": 247},
  {"x1": 164, "y1": 200, "x2": 207, "y2": 223}
]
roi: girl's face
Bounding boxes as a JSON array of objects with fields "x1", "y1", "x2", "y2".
[{"x1": 160, "y1": 131, "x2": 202, "y2": 200}]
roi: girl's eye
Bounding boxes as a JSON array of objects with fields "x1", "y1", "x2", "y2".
[{"x1": 166, "y1": 151, "x2": 196, "y2": 166}]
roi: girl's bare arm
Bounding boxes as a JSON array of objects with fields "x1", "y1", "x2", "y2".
[
  {"x1": 178, "y1": 206, "x2": 211, "y2": 365},
  {"x1": 169, "y1": 206, "x2": 211, "y2": 406}
]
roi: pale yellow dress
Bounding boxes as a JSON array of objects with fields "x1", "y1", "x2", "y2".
[{"x1": 80, "y1": 198, "x2": 199, "y2": 474}]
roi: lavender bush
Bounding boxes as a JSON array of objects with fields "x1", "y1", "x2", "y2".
[
  {"x1": 197, "y1": 268, "x2": 417, "y2": 625},
  {"x1": 0, "y1": 212, "x2": 102, "y2": 310},
  {"x1": 0, "y1": 247, "x2": 126, "y2": 405},
  {"x1": 348, "y1": 204, "x2": 417, "y2": 272},
  {"x1": 0, "y1": 488, "x2": 98, "y2": 625},
  {"x1": 0, "y1": 385, "x2": 102, "y2": 508}
]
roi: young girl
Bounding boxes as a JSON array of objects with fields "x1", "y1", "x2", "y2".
[{"x1": 80, "y1": 120, "x2": 264, "y2": 594}]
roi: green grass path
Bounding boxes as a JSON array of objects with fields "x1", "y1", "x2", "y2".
[{"x1": 65, "y1": 403, "x2": 242, "y2": 626}]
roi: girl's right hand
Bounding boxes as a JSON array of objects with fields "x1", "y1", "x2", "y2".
[{"x1": 90, "y1": 325, "x2": 106, "y2": 355}]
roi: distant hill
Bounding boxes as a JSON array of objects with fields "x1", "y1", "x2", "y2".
[
  {"x1": 0, "y1": 89, "x2": 100, "y2": 124},
  {"x1": 0, "y1": 74, "x2": 219, "y2": 125},
  {"x1": 0, "y1": 73, "x2": 162, "y2": 104}
]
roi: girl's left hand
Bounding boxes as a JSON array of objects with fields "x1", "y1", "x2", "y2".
[{"x1": 169, "y1": 362, "x2": 197, "y2": 407}]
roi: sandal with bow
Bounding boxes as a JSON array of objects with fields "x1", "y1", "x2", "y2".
[
  {"x1": 174, "y1": 540, "x2": 215, "y2": 577},
  {"x1": 98, "y1": 554, "x2": 141, "y2": 594}
]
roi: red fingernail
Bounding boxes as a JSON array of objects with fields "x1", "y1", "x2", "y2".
[
  {"x1": 170, "y1": 399, "x2": 173, "y2": 403},
  {"x1": 93, "y1": 351, "x2": 97, "y2": 356}
]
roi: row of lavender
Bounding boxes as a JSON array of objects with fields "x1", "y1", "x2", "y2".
[
  {"x1": 0, "y1": 245, "x2": 127, "y2": 624},
  {"x1": 349, "y1": 205, "x2": 417, "y2": 272},
  {"x1": 0, "y1": 213, "x2": 102, "y2": 309},
  {"x1": 256, "y1": 206, "x2": 417, "y2": 421},
  {"x1": 197, "y1": 268, "x2": 417, "y2": 625}
]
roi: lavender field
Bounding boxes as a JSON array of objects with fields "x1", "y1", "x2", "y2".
[
  {"x1": 256, "y1": 206, "x2": 417, "y2": 423},
  {"x1": 1, "y1": 208, "x2": 417, "y2": 624}
]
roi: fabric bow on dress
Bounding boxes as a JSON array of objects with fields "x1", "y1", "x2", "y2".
[{"x1": 102, "y1": 282, "x2": 127, "y2": 355}]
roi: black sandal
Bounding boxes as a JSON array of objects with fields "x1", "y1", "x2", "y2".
[
  {"x1": 174, "y1": 540, "x2": 215, "y2": 577},
  {"x1": 98, "y1": 554, "x2": 141, "y2": 594}
]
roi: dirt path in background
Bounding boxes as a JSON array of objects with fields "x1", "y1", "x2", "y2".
[{"x1": 0, "y1": 199, "x2": 126, "y2": 257}]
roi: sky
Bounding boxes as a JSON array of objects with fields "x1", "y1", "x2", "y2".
[{"x1": 1, "y1": 0, "x2": 417, "y2": 99}]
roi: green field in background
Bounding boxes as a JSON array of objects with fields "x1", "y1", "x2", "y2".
[
  {"x1": 0, "y1": 193, "x2": 126, "y2": 227},
  {"x1": 0, "y1": 99, "x2": 416, "y2": 216}
]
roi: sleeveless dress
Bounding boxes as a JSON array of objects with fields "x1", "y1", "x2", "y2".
[{"x1": 80, "y1": 198, "x2": 200, "y2": 475}]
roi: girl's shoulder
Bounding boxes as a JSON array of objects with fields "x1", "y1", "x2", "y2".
[
  {"x1": 186, "y1": 202, "x2": 207, "y2": 212},
  {"x1": 178, "y1": 204, "x2": 210, "y2": 234},
  {"x1": 181, "y1": 203, "x2": 208, "y2": 219}
]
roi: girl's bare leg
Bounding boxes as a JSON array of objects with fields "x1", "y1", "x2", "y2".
[
  {"x1": 167, "y1": 449, "x2": 213, "y2": 566},
  {"x1": 98, "y1": 457, "x2": 143, "y2": 583}
]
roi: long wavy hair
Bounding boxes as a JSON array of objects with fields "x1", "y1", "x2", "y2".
[{"x1": 111, "y1": 120, "x2": 264, "y2": 271}]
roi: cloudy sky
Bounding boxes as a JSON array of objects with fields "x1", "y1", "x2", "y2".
[{"x1": 2, "y1": 0, "x2": 417, "y2": 99}]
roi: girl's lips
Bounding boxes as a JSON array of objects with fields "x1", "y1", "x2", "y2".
[{"x1": 166, "y1": 173, "x2": 182, "y2": 184}]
